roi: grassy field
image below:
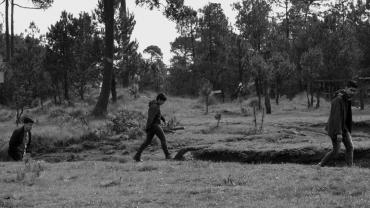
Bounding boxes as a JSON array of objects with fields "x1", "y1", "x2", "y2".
[
  {"x1": 1, "y1": 161, "x2": 370, "y2": 208},
  {"x1": 1, "y1": 89, "x2": 370, "y2": 207}
]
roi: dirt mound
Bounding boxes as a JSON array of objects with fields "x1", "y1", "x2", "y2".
[
  {"x1": 191, "y1": 146, "x2": 324, "y2": 164},
  {"x1": 175, "y1": 146, "x2": 370, "y2": 166},
  {"x1": 352, "y1": 121, "x2": 370, "y2": 133},
  {"x1": 310, "y1": 121, "x2": 370, "y2": 133}
]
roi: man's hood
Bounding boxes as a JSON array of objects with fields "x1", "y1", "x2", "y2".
[{"x1": 334, "y1": 89, "x2": 350, "y2": 101}]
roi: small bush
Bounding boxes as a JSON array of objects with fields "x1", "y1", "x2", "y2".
[
  {"x1": 192, "y1": 103, "x2": 203, "y2": 109},
  {"x1": 138, "y1": 165, "x2": 159, "y2": 172},
  {"x1": 248, "y1": 99, "x2": 259, "y2": 108},
  {"x1": 30, "y1": 99, "x2": 40, "y2": 108},
  {"x1": 49, "y1": 109, "x2": 67, "y2": 118},
  {"x1": 69, "y1": 109, "x2": 85, "y2": 119},
  {"x1": 222, "y1": 175, "x2": 248, "y2": 186},
  {"x1": 32, "y1": 131, "x2": 101, "y2": 154},
  {"x1": 109, "y1": 109, "x2": 146, "y2": 134},
  {"x1": 199, "y1": 95, "x2": 218, "y2": 106},
  {"x1": 31, "y1": 134, "x2": 58, "y2": 154},
  {"x1": 79, "y1": 132, "x2": 100, "y2": 142},
  {"x1": 16, "y1": 159, "x2": 46, "y2": 185},
  {"x1": 166, "y1": 115, "x2": 180, "y2": 129},
  {"x1": 48, "y1": 108, "x2": 89, "y2": 130},
  {"x1": 0, "y1": 109, "x2": 13, "y2": 122},
  {"x1": 127, "y1": 128, "x2": 144, "y2": 140},
  {"x1": 240, "y1": 106, "x2": 251, "y2": 116}
]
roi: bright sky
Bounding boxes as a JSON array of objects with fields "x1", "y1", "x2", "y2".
[{"x1": 0, "y1": 0, "x2": 241, "y2": 65}]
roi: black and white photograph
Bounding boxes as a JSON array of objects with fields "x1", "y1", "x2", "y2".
[{"x1": 1, "y1": 0, "x2": 370, "y2": 207}]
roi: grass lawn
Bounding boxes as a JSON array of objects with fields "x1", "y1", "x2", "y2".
[{"x1": 1, "y1": 161, "x2": 370, "y2": 208}]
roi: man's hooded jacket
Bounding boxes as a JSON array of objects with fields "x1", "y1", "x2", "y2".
[
  {"x1": 326, "y1": 90, "x2": 353, "y2": 137},
  {"x1": 8, "y1": 126, "x2": 31, "y2": 161},
  {"x1": 145, "y1": 100, "x2": 165, "y2": 131}
]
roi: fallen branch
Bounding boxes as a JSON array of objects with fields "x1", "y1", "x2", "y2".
[{"x1": 163, "y1": 126, "x2": 185, "y2": 133}]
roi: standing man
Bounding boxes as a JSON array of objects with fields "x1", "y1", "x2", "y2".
[
  {"x1": 134, "y1": 93, "x2": 171, "y2": 162},
  {"x1": 8, "y1": 117, "x2": 34, "y2": 161},
  {"x1": 318, "y1": 81, "x2": 358, "y2": 167}
]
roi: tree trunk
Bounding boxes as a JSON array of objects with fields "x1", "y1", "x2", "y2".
[
  {"x1": 205, "y1": 95, "x2": 209, "y2": 115},
  {"x1": 190, "y1": 23, "x2": 196, "y2": 60},
  {"x1": 52, "y1": 83, "x2": 57, "y2": 104},
  {"x1": 0, "y1": 84, "x2": 4, "y2": 105},
  {"x1": 57, "y1": 82, "x2": 61, "y2": 104},
  {"x1": 121, "y1": 0, "x2": 126, "y2": 14},
  {"x1": 306, "y1": 85, "x2": 310, "y2": 109},
  {"x1": 237, "y1": 37, "x2": 243, "y2": 84},
  {"x1": 79, "y1": 86, "x2": 84, "y2": 100},
  {"x1": 360, "y1": 87, "x2": 365, "y2": 110},
  {"x1": 111, "y1": 71, "x2": 117, "y2": 102},
  {"x1": 63, "y1": 70, "x2": 69, "y2": 100},
  {"x1": 275, "y1": 81, "x2": 279, "y2": 105},
  {"x1": 53, "y1": 93, "x2": 57, "y2": 105},
  {"x1": 264, "y1": 81, "x2": 271, "y2": 114},
  {"x1": 316, "y1": 89, "x2": 320, "y2": 109},
  {"x1": 111, "y1": 0, "x2": 126, "y2": 102},
  {"x1": 55, "y1": 81, "x2": 61, "y2": 104},
  {"x1": 5, "y1": 0, "x2": 10, "y2": 62},
  {"x1": 10, "y1": 0, "x2": 14, "y2": 58},
  {"x1": 255, "y1": 78, "x2": 262, "y2": 109},
  {"x1": 92, "y1": 0, "x2": 114, "y2": 117},
  {"x1": 52, "y1": 82, "x2": 58, "y2": 104},
  {"x1": 285, "y1": 0, "x2": 289, "y2": 40},
  {"x1": 310, "y1": 86, "x2": 314, "y2": 108}
]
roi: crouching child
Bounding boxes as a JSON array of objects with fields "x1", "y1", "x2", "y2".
[{"x1": 8, "y1": 117, "x2": 34, "y2": 161}]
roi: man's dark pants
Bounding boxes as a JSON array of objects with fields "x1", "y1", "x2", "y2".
[
  {"x1": 320, "y1": 131, "x2": 354, "y2": 166},
  {"x1": 135, "y1": 124, "x2": 170, "y2": 159}
]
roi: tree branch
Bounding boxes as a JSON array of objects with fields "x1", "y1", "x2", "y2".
[
  {"x1": 0, "y1": 0, "x2": 5, "y2": 6},
  {"x1": 13, "y1": 3, "x2": 44, "y2": 10}
]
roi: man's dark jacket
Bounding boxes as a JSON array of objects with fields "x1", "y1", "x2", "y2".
[
  {"x1": 326, "y1": 90, "x2": 352, "y2": 138},
  {"x1": 145, "y1": 100, "x2": 165, "y2": 131},
  {"x1": 8, "y1": 127, "x2": 31, "y2": 161}
]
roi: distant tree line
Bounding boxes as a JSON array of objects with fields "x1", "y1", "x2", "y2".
[
  {"x1": 1, "y1": 0, "x2": 370, "y2": 115},
  {"x1": 168, "y1": 0, "x2": 370, "y2": 114},
  {"x1": 0, "y1": 0, "x2": 182, "y2": 116}
]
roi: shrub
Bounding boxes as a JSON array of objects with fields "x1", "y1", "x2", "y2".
[
  {"x1": 110, "y1": 109, "x2": 146, "y2": 134},
  {"x1": 69, "y1": 109, "x2": 85, "y2": 119},
  {"x1": 248, "y1": 99, "x2": 259, "y2": 108},
  {"x1": 127, "y1": 128, "x2": 145, "y2": 140},
  {"x1": 166, "y1": 115, "x2": 180, "y2": 129},
  {"x1": 49, "y1": 109, "x2": 67, "y2": 118},
  {"x1": 31, "y1": 134, "x2": 58, "y2": 154},
  {"x1": 17, "y1": 158, "x2": 46, "y2": 185},
  {"x1": 31, "y1": 131, "x2": 101, "y2": 154}
]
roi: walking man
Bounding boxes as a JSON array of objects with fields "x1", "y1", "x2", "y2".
[
  {"x1": 134, "y1": 93, "x2": 171, "y2": 162},
  {"x1": 318, "y1": 81, "x2": 358, "y2": 167},
  {"x1": 8, "y1": 117, "x2": 34, "y2": 161}
]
